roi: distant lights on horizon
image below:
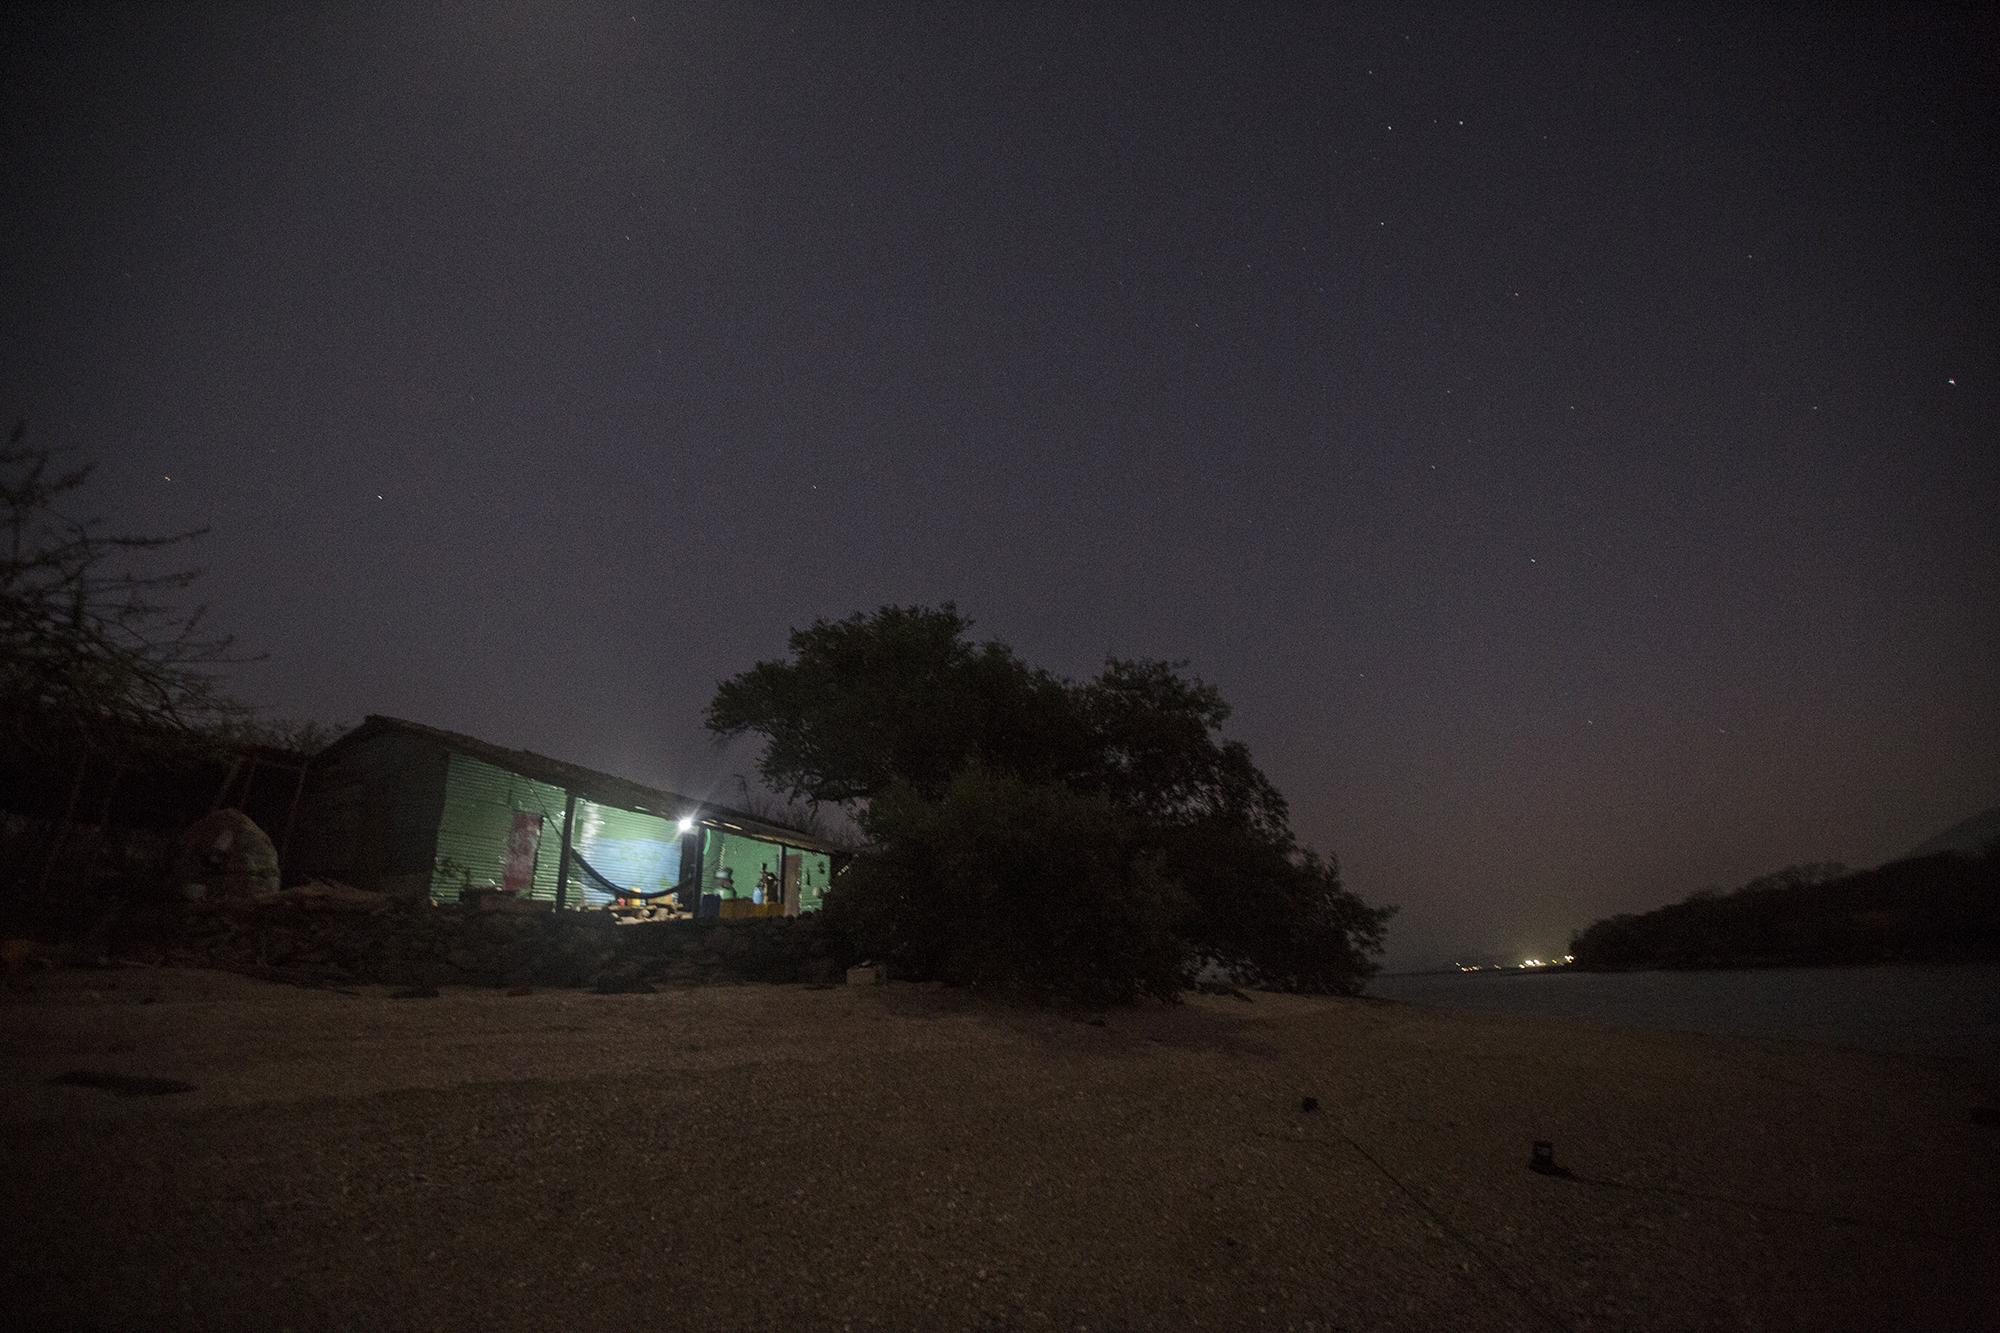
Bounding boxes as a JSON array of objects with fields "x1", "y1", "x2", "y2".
[{"x1": 1457, "y1": 953, "x2": 1573, "y2": 972}]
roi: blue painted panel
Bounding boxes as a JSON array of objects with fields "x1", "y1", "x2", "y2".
[{"x1": 570, "y1": 801, "x2": 683, "y2": 906}]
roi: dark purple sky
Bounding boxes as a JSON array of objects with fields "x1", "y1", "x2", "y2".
[{"x1": 6, "y1": 4, "x2": 1995, "y2": 967}]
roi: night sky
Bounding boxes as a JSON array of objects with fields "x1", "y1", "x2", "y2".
[{"x1": 5, "y1": 5, "x2": 1995, "y2": 968}]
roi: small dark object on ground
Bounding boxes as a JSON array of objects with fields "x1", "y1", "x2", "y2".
[
  {"x1": 506, "y1": 984, "x2": 534, "y2": 997},
  {"x1": 1086, "y1": 1016, "x2": 1108, "y2": 1027},
  {"x1": 390, "y1": 985, "x2": 440, "y2": 999},
  {"x1": 1972, "y1": 1106, "x2": 2000, "y2": 1127},
  {"x1": 1529, "y1": 1140, "x2": 1574, "y2": 1178},
  {"x1": 1300, "y1": 1096, "x2": 1319, "y2": 1113},
  {"x1": 52, "y1": 1070, "x2": 196, "y2": 1096}
]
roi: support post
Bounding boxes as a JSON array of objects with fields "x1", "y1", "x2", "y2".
[
  {"x1": 682, "y1": 822, "x2": 705, "y2": 916},
  {"x1": 554, "y1": 790, "x2": 577, "y2": 909},
  {"x1": 277, "y1": 757, "x2": 311, "y2": 867},
  {"x1": 210, "y1": 753, "x2": 243, "y2": 812}
]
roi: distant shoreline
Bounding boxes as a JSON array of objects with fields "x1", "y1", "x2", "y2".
[
  {"x1": 1375, "y1": 965, "x2": 1565, "y2": 978},
  {"x1": 1367, "y1": 961, "x2": 2000, "y2": 1087}
]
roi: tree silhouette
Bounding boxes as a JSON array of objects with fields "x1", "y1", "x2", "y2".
[
  {"x1": 711, "y1": 604, "x2": 1395, "y2": 998},
  {"x1": 2, "y1": 422, "x2": 255, "y2": 759}
]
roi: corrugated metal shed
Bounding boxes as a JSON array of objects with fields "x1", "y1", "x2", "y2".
[
  {"x1": 324, "y1": 717, "x2": 840, "y2": 853},
  {"x1": 432, "y1": 752, "x2": 696, "y2": 906},
  {"x1": 295, "y1": 716, "x2": 840, "y2": 909}
]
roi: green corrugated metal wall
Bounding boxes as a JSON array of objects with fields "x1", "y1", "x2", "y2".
[
  {"x1": 794, "y1": 846, "x2": 832, "y2": 910},
  {"x1": 432, "y1": 753, "x2": 696, "y2": 906},
  {"x1": 699, "y1": 826, "x2": 832, "y2": 911},
  {"x1": 433, "y1": 754, "x2": 571, "y2": 903}
]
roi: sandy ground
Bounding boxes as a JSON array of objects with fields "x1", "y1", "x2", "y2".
[{"x1": 2, "y1": 968, "x2": 1994, "y2": 1332}]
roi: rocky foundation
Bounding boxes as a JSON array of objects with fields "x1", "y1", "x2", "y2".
[{"x1": 98, "y1": 884, "x2": 846, "y2": 990}]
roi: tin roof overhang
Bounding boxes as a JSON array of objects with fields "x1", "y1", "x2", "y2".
[{"x1": 325, "y1": 715, "x2": 844, "y2": 853}]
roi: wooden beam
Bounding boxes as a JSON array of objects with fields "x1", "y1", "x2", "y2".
[
  {"x1": 682, "y1": 823, "x2": 705, "y2": 915},
  {"x1": 277, "y1": 755, "x2": 311, "y2": 867}
]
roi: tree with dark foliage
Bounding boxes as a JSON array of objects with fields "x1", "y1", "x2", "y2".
[
  {"x1": 1, "y1": 424, "x2": 267, "y2": 909},
  {"x1": 710, "y1": 604, "x2": 1394, "y2": 1001},
  {"x1": 825, "y1": 766, "x2": 1191, "y2": 1005},
  {"x1": 1074, "y1": 657, "x2": 1291, "y2": 842},
  {"x1": 707, "y1": 603, "x2": 1080, "y2": 807}
]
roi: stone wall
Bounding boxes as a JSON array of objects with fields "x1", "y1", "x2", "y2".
[{"x1": 103, "y1": 886, "x2": 848, "y2": 991}]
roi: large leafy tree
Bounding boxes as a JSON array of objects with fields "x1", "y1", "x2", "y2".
[
  {"x1": 1073, "y1": 657, "x2": 1291, "y2": 842},
  {"x1": 706, "y1": 603, "x2": 1082, "y2": 808},
  {"x1": 710, "y1": 604, "x2": 1394, "y2": 997},
  {"x1": 707, "y1": 608, "x2": 1292, "y2": 833}
]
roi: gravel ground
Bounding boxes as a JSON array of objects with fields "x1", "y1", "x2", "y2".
[{"x1": 2, "y1": 967, "x2": 1994, "y2": 1332}]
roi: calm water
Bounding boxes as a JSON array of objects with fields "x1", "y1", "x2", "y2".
[{"x1": 1367, "y1": 963, "x2": 2000, "y2": 1086}]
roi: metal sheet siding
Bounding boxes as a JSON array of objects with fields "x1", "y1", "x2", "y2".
[
  {"x1": 698, "y1": 827, "x2": 832, "y2": 911},
  {"x1": 795, "y1": 847, "x2": 833, "y2": 910},
  {"x1": 433, "y1": 754, "x2": 571, "y2": 903},
  {"x1": 432, "y1": 754, "x2": 689, "y2": 906},
  {"x1": 567, "y1": 801, "x2": 683, "y2": 906}
]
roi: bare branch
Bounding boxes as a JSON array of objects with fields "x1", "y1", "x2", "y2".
[{"x1": 2, "y1": 424, "x2": 259, "y2": 757}]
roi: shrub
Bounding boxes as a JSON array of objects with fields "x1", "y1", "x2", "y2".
[
  {"x1": 822, "y1": 767, "x2": 1192, "y2": 1004},
  {"x1": 1169, "y1": 821, "x2": 1392, "y2": 995}
]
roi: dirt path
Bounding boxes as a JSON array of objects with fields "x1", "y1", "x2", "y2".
[{"x1": 3, "y1": 968, "x2": 1994, "y2": 1331}]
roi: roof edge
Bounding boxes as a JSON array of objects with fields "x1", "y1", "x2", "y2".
[{"x1": 326, "y1": 715, "x2": 843, "y2": 852}]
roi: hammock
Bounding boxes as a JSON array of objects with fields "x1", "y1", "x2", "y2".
[{"x1": 569, "y1": 845, "x2": 696, "y2": 903}]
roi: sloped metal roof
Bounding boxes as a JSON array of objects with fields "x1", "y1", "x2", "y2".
[{"x1": 325, "y1": 715, "x2": 843, "y2": 852}]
